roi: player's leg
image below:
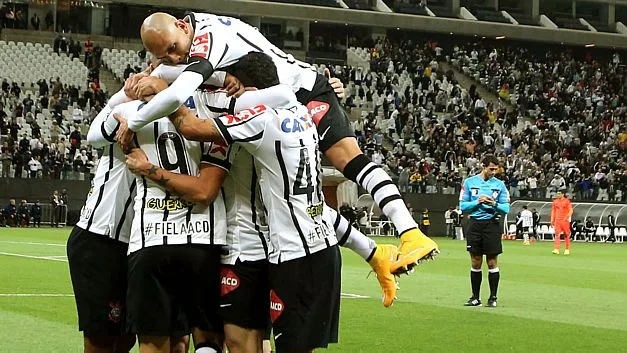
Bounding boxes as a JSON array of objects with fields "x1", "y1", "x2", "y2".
[
  {"x1": 486, "y1": 255, "x2": 500, "y2": 307},
  {"x1": 138, "y1": 336, "x2": 170, "y2": 353},
  {"x1": 220, "y1": 260, "x2": 269, "y2": 353},
  {"x1": 67, "y1": 227, "x2": 132, "y2": 353},
  {"x1": 522, "y1": 227, "x2": 530, "y2": 245},
  {"x1": 484, "y1": 220, "x2": 503, "y2": 307},
  {"x1": 324, "y1": 205, "x2": 397, "y2": 307},
  {"x1": 563, "y1": 223, "x2": 571, "y2": 255},
  {"x1": 465, "y1": 219, "x2": 484, "y2": 306},
  {"x1": 269, "y1": 246, "x2": 341, "y2": 353},
  {"x1": 553, "y1": 226, "x2": 562, "y2": 254},
  {"x1": 127, "y1": 247, "x2": 184, "y2": 353},
  {"x1": 183, "y1": 245, "x2": 225, "y2": 353},
  {"x1": 170, "y1": 335, "x2": 189, "y2": 353},
  {"x1": 301, "y1": 77, "x2": 437, "y2": 275}
]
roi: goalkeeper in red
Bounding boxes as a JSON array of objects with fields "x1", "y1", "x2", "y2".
[{"x1": 551, "y1": 191, "x2": 573, "y2": 255}]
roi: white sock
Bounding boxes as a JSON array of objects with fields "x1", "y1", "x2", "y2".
[
  {"x1": 326, "y1": 205, "x2": 376, "y2": 260},
  {"x1": 356, "y1": 162, "x2": 418, "y2": 234},
  {"x1": 195, "y1": 347, "x2": 218, "y2": 353},
  {"x1": 523, "y1": 232, "x2": 529, "y2": 242}
]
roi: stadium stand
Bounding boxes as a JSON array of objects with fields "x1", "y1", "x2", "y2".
[
  {"x1": 0, "y1": 40, "x2": 107, "y2": 182},
  {"x1": 262, "y1": 0, "x2": 342, "y2": 8}
]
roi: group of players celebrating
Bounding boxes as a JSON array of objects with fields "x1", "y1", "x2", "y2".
[{"x1": 66, "y1": 10, "x2": 439, "y2": 353}]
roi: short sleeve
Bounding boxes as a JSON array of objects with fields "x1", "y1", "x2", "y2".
[
  {"x1": 200, "y1": 140, "x2": 232, "y2": 171},
  {"x1": 212, "y1": 105, "x2": 270, "y2": 149}
]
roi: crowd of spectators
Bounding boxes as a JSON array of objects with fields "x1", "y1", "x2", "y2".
[
  {"x1": 0, "y1": 58, "x2": 106, "y2": 181},
  {"x1": 330, "y1": 37, "x2": 625, "y2": 201}
]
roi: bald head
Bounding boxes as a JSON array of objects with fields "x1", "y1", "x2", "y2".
[{"x1": 141, "y1": 12, "x2": 192, "y2": 65}]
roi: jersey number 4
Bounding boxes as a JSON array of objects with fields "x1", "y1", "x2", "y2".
[
  {"x1": 293, "y1": 148, "x2": 315, "y2": 203},
  {"x1": 157, "y1": 132, "x2": 189, "y2": 175}
]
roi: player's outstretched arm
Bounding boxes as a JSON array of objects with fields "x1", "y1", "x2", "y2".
[
  {"x1": 169, "y1": 106, "x2": 226, "y2": 145},
  {"x1": 127, "y1": 70, "x2": 205, "y2": 131},
  {"x1": 86, "y1": 105, "x2": 115, "y2": 148},
  {"x1": 125, "y1": 148, "x2": 226, "y2": 207}
]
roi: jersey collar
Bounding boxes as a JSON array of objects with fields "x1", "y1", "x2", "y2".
[{"x1": 183, "y1": 11, "x2": 196, "y2": 31}]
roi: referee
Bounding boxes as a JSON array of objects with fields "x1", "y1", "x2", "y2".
[{"x1": 459, "y1": 155, "x2": 510, "y2": 307}]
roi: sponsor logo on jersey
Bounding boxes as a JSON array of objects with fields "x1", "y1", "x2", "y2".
[
  {"x1": 492, "y1": 189, "x2": 500, "y2": 200},
  {"x1": 269, "y1": 290, "x2": 284, "y2": 323},
  {"x1": 305, "y1": 202, "x2": 323, "y2": 218},
  {"x1": 108, "y1": 301, "x2": 122, "y2": 323},
  {"x1": 147, "y1": 198, "x2": 194, "y2": 211},
  {"x1": 80, "y1": 206, "x2": 93, "y2": 221},
  {"x1": 220, "y1": 267, "x2": 240, "y2": 296},
  {"x1": 280, "y1": 114, "x2": 313, "y2": 133},
  {"x1": 190, "y1": 32, "x2": 210, "y2": 58},
  {"x1": 223, "y1": 105, "x2": 267, "y2": 125},
  {"x1": 306, "y1": 101, "x2": 330, "y2": 126}
]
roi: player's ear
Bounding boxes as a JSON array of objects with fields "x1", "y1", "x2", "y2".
[{"x1": 175, "y1": 19, "x2": 187, "y2": 33}]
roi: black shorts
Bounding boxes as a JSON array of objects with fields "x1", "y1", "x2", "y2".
[
  {"x1": 219, "y1": 259, "x2": 270, "y2": 330},
  {"x1": 269, "y1": 246, "x2": 341, "y2": 351},
  {"x1": 66, "y1": 226, "x2": 129, "y2": 336},
  {"x1": 296, "y1": 74, "x2": 355, "y2": 153},
  {"x1": 126, "y1": 244, "x2": 223, "y2": 337},
  {"x1": 466, "y1": 218, "x2": 503, "y2": 255}
]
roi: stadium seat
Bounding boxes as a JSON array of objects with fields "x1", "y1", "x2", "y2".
[{"x1": 616, "y1": 228, "x2": 627, "y2": 243}]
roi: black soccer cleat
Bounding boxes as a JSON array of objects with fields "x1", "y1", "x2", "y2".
[
  {"x1": 486, "y1": 296, "x2": 497, "y2": 308},
  {"x1": 464, "y1": 297, "x2": 481, "y2": 307}
]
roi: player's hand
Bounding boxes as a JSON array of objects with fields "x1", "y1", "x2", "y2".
[
  {"x1": 113, "y1": 114, "x2": 135, "y2": 154},
  {"x1": 134, "y1": 76, "x2": 168, "y2": 101},
  {"x1": 124, "y1": 72, "x2": 149, "y2": 100},
  {"x1": 224, "y1": 73, "x2": 246, "y2": 97},
  {"x1": 324, "y1": 68, "x2": 345, "y2": 99},
  {"x1": 125, "y1": 148, "x2": 151, "y2": 175}
]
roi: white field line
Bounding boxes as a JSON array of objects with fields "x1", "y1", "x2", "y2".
[
  {"x1": 0, "y1": 293, "x2": 73, "y2": 297},
  {"x1": 0, "y1": 252, "x2": 67, "y2": 262},
  {"x1": 0, "y1": 240, "x2": 65, "y2": 247},
  {"x1": 340, "y1": 292, "x2": 370, "y2": 299}
]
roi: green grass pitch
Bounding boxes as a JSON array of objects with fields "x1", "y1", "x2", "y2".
[{"x1": 1, "y1": 227, "x2": 626, "y2": 352}]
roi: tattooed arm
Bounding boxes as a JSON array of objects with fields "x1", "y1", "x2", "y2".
[
  {"x1": 125, "y1": 148, "x2": 227, "y2": 207},
  {"x1": 169, "y1": 106, "x2": 226, "y2": 144}
]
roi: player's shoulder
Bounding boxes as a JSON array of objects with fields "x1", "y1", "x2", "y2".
[{"x1": 220, "y1": 104, "x2": 273, "y2": 126}]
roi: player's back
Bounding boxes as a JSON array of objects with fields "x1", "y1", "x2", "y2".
[
  {"x1": 214, "y1": 103, "x2": 336, "y2": 263},
  {"x1": 76, "y1": 143, "x2": 135, "y2": 242},
  {"x1": 188, "y1": 12, "x2": 317, "y2": 92},
  {"x1": 122, "y1": 101, "x2": 226, "y2": 253},
  {"x1": 520, "y1": 210, "x2": 533, "y2": 227}
]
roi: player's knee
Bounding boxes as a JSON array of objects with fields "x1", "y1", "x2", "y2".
[
  {"x1": 84, "y1": 334, "x2": 117, "y2": 352},
  {"x1": 338, "y1": 150, "x2": 369, "y2": 180}
]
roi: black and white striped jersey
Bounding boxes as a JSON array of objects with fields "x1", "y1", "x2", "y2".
[
  {"x1": 185, "y1": 12, "x2": 317, "y2": 92},
  {"x1": 119, "y1": 100, "x2": 228, "y2": 254},
  {"x1": 213, "y1": 103, "x2": 336, "y2": 263},
  {"x1": 76, "y1": 141, "x2": 136, "y2": 243},
  {"x1": 221, "y1": 146, "x2": 271, "y2": 265}
]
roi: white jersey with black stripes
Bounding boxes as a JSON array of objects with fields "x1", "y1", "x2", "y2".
[
  {"x1": 213, "y1": 103, "x2": 336, "y2": 263},
  {"x1": 117, "y1": 100, "x2": 228, "y2": 254},
  {"x1": 185, "y1": 12, "x2": 317, "y2": 92},
  {"x1": 75, "y1": 143, "x2": 136, "y2": 243}
]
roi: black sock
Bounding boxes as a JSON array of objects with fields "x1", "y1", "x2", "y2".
[
  {"x1": 470, "y1": 269, "x2": 482, "y2": 299},
  {"x1": 488, "y1": 268, "x2": 500, "y2": 298}
]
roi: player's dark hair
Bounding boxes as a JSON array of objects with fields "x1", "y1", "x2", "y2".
[
  {"x1": 227, "y1": 52, "x2": 279, "y2": 89},
  {"x1": 523, "y1": 205, "x2": 528, "y2": 209},
  {"x1": 481, "y1": 154, "x2": 499, "y2": 167}
]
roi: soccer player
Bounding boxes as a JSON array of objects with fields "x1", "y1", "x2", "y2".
[
  {"x1": 67, "y1": 103, "x2": 137, "y2": 353},
  {"x1": 112, "y1": 99, "x2": 229, "y2": 353},
  {"x1": 551, "y1": 190, "x2": 573, "y2": 255},
  {"x1": 459, "y1": 155, "x2": 510, "y2": 308},
  {"x1": 520, "y1": 206, "x2": 533, "y2": 245},
  {"x1": 119, "y1": 11, "x2": 438, "y2": 274},
  {"x1": 127, "y1": 67, "x2": 339, "y2": 352},
  {"x1": 125, "y1": 56, "x2": 398, "y2": 309}
]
